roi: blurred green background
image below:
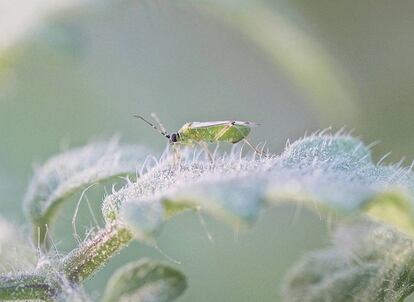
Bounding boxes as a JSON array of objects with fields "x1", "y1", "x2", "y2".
[{"x1": 1, "y1": 1, "x2": 413, "y2": 301}]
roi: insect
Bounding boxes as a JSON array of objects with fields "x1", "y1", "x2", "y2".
[{"x1": 134, "y1": 114, "x2": 262, "y2": 158}]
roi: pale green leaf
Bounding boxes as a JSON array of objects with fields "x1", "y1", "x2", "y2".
[
  {"x1": 24, "y1": 139, "x2": 150, "y2": 247},
  {"x1": 283, "y1": 220, "x2": 414, "y2": 302},
  {"x1": 102, "y1": 134, "x2": 414, "y2": 243},
  {"x1": 187, "y1": 0, "x2": 357, "y2": 123},
  {"x1": 102, "y1": 259, "x2": 186, "y2": 302}
]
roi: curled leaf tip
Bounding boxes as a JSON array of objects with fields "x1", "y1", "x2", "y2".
[
  {"x1": 103, "y1": 258, "x2": 187, "y2": 302},
  {"x1": 23, "y1": 139, "x2": 150, "y2": 247}
]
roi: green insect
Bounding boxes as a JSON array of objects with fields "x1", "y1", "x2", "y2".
[{"x1": 134, "y1": 114, "x2": 261, "y2": 155}]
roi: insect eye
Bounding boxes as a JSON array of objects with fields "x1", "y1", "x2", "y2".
[{"x1": 171, "y1": 133, "x2": 177, "y2": 143}]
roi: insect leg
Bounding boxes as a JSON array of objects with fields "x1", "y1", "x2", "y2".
[
  {"x1": 198, "y1": 141, "x2": 214, "y2": 163},
  {"x1": 171, "y1": 144, "x2": 181, "y2": 165},
  {"x1": 243, "y1": 138, "x2": 264, "y2": 156},
  {"x1": 224, "y1": 123, "x2": 264, "y2": 156}
]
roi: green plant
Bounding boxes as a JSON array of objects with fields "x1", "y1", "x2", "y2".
[{"x1": 1, "y1": 132, "x2": 414, "y2": 301}]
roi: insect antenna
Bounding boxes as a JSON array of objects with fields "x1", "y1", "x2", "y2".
[{"x1": 134, "y1": 114, "x2": 170, "y2": 138}]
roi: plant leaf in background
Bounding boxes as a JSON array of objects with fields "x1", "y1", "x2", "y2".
[
  {"x1": 0, "y1": 0, "x2": 88, "y2": 52},
  {"x1": 283, "y1": 220, "x2": 414, "y2": 302},
  {"x1": 188, "y1": 0, "x2": 357, "y2": 123},
  {"x1": 363, "y1": 191, "x2": 414, "y2": 236},
  {"x1": 23, "y1": 139, "x2": 150, "y2": 247},
  {"x1": 1, "y1": 0, "x2": 358, "y2": 126},
  {"x1": 102, "y1": 259, "x2": 187, "y2": 302},
  {"x1": 0, "y1": 0, "x2": 91, "y2": 82}
]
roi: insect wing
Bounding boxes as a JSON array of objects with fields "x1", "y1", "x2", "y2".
[
  {"x1": 189, "y1": 121, "x2": 259, "y2": 129},
  {"x1": 189, "y1": 121, "x2": 230, "y2": 129},
  {"x1": 234, "y1": 121, "x2": 260, "y2": 127}
]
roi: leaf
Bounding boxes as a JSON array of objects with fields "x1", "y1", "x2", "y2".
[
  {"x1": 15, "y1": 133, "x2": 414, "y2": 298},
  {"x1": 280, "y1": 134, "x2": 372, "y2": 169},
  {"x1": 0, "y1": 0, "x2": 93, "y2": 54},
  {"x1": 102, "y1": 259, "x2": 187, "y2": 302},
  {"x1": 267, "y1": 135, "x2": 414, "y2": 216},
  {"x1": 362, "y1": 191, "x2": 414, "y2": 236},
  {"x1": 103, "y1": 149, "x2": 272, "y2": 241},
  {"x1": 283, "y1": 220, "x2": 414, "y2": 302},
  {"x1": 187, "y1": 1, "x2": 357, "y2": 123},
  {"x1": 23, "y1": 139, "x2": 150, "y2": 247},
  {"x1": 101, "y1": 134, "x2": 414, "y2": 243}
]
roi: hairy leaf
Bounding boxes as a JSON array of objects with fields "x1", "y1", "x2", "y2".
[
  {"x1": 102, "y1": 259, "x2": 187, "y2": 302},
  {"x1": 17, "y1": 133, "x2": 414, "y2": 297},
  {"x1": 103, "y1": 149, "x2": 272, "y2": 240},
  {"x1": 283, "y1": 220, "x2": 414, "y2": 301},
  {"x1": 23, "y1": 139, "x2": 150, "y2": 246},
  {"x1": 102, "y1": 134, "x2": 414, "y2": 243}
]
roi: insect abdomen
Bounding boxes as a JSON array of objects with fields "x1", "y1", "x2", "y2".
[
  {"x1": 180, "y1": 124, "x2": 250, "y2": 144},
  {"x1": 217, "y1": 126, "x2": 250, "y2": 143}
]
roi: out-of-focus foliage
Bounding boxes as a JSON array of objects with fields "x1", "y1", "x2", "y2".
[
  {"x1": 24, "y1": 139, "x2": 150, "y2": 246},
  {"x1": 0, "y1": 0, "x2": 87, "y2": 52},
  {"x1": 189, "y1": 0, "x2": 357, "y2": 123},
  {"x1": 284, "y1": 220, "x2": 414, "y2": 302},
  {"x1": 102, "y1": 259, "x2": 186, "y2": 302}
]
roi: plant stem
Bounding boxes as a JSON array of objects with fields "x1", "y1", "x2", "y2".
[
  {"x1": 61, "y1": 224, "x2": 133, "y2": 283},
  {"x1": 0, "y1": 274, "x2": 59, "y2": 301}
]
